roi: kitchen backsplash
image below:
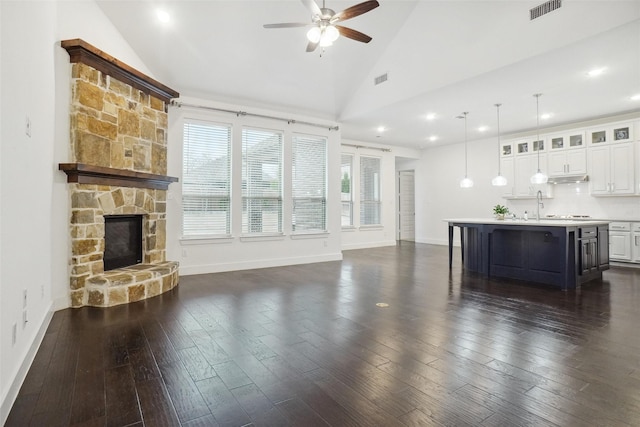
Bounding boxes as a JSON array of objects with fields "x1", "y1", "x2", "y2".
[{"x1": 508, "y1": 183, "x2": 640, "y2": 220}]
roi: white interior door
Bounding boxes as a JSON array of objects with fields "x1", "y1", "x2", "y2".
[{"x1": 398, "y1": 170, "x2": 415, "y2": 241}]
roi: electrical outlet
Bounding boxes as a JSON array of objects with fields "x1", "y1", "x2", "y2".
[
  {"x1": 25, "y1": 116, "x2": 31, "y2": 137},
  {"x1": 182, "y1": 248, "x2": 188, "y2": 257},
  {"x1": 23, "y1": 289, "x2": 27, "y2": 309},
  {"x1": 22, "y1": 310, "x2": 28, "y2": 328},
  {"x1": 12, "y1": 324, "x2": 17, "y2": 345},
  {"x1": 41, "y1": 284, "x2": 45, "y2": 298}
]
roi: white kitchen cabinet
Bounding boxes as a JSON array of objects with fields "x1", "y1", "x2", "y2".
[
  {"x1": 632, "y1": 223, "x2": 640, "y2": 262},
  {"x1": 512, "y1": 154, "x2": 552, "y2": 198},
  {"x1": 610, "y1": 222, "x2": 632, "y2": 261},
  {"x1": 499, "y1": 156, "x2": 515, "y2": 197},
  {"x1": 588, "y1": 143, "x2": 635, "y2": 195},
  {"x1": 548, "y1": 149, "x2": 587, "y2": 176}
]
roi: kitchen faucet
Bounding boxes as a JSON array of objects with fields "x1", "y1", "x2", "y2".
[{"x1": 536, "y1": 190, "x2": 544, "y2": 221}]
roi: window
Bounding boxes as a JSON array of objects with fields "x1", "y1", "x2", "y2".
[
  {"x1": 242, "y1": 127, "x2": 283, "y2": 234},
  {"x1": 341, "y1": 154, "x2": 353, "y2": 226},
  {"x1": 182, "y1": 121, "x2": 231, "y2": 237},
  {"x1": 292, "y1": 134, "x2": 327, "y2": 232},
  {"x1": 360, "y1": 156, "x2": 381, "y2": 225}
]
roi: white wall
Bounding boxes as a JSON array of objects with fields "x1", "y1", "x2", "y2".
[
  {"x1": 166, "y1": 97, "x2": 344, "y2": 275},
  {"x1": 0, "y1": 1, "x2": 153, "y2": 422},
  {"x1": 340, "y1": 140, "x2": 420, "y2": 250},
  {"x1": 417, "y1": 136, "x2": 507, "y2": 245},
  {"x1": 418, "y1": 114, "x2": 640, "y2": 246},
  {"x1": 1, "y1": 3, "x2": 58, "y2": 422}
]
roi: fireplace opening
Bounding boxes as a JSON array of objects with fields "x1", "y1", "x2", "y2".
[{"x1": 104, "y1": 215, "x2": 143, "y2": 271}]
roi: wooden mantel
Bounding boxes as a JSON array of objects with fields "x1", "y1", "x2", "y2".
[
  {"x1": 61, "y1": 38, "x2": 179, "y2": 103},
  {"x1": 59, "y1": 163, "x2": 178, "y2": 191}
]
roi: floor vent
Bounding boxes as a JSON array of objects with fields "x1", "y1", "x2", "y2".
[
  {"x1": 530, "y1": 0, "x2": 562, "y2": 20},
  {"x1": 374, "y1": 73, "x2": 388, "y2": 86}
]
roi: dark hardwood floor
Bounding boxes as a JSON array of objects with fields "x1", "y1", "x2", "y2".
[{"x1": 6, "y1": 243, "x2": 640, "y2": 426}]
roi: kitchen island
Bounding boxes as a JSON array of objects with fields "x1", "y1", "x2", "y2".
[{"x1": 446, "y1": 218, "x2": 610, "y2": 290}]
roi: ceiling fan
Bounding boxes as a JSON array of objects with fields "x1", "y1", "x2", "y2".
[{"x1": 263, "y1": 0, "x2": 380, "y2": 52}]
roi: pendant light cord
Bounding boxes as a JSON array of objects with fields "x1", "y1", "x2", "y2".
[
  {"x1": 495, "y1": 103, "x2": 501, "y2": 175},
  {"x1": 535, "y1": 93, "x2": 542, "y2": 171},
  {"x1": 463, "y1": 112, "x2": 468, "y2": 177}
]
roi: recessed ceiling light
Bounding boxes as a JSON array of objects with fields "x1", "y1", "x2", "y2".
[
  {"x1": 541, "y1": 113, "x2": 552, "y2": 120},
  {"x1": 631, "y1": 93, "x2": 640, "y2": 101},
  {"x1": 428, "y1": 135, "x2": 438, "y2": 142},
  {"x1": 478, "y1": 126, "x2": 489, "y2": 132},
  {"x1": 156, "y1": 9, "x2": 171, "y2": 23},
  {"x1": 377, "y1": 126, "x2": 386, "y2": 133},
  {"x1": 587, "y1": 67, "x2": 606, "y2": 77},
  {"x1": 426, "y1": 113, "x2": 436, "y2": 121}
]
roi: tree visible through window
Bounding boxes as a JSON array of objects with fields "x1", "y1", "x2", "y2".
[
  {"x1": 242, "y1": 128, "x2": 283, "y2": 234},
  {"x1": 292, "y1": 134, "x2": 327, "y2": 232},
  {"x1": 341, "y1": 154, "x2": 353, "y2": 226},
  {"x1": 182, "y1": 121, "x2": 232, "y2": 237},
  {"x1": 360, "y1": 156, "x2": 381, "y2": 225}
]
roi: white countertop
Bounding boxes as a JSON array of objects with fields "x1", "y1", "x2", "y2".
[{"x1": 444, "y1": 218, "x2": 610, "y2": 227}]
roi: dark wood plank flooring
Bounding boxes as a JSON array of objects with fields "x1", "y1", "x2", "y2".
[{"x1": 6, "y1": 243, "x2": 640, "y2": 426}]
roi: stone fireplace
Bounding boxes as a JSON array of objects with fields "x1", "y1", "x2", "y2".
[{"x1": 59, "y1": 39, "x2": 180, "y2": 308}]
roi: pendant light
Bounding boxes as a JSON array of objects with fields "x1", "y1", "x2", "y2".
[
  {"x1": 491, "y1": 103, "x2": 508, "y2": 186},
  {"x1": 458, "y1": 112, "x2": 473, "y2": 188},
  {"x1": 530, "y1": 93, "x2": 548, "y2": 184}
]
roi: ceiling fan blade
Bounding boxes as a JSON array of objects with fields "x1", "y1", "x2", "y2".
[
  {"x1": 335, "y1": 25, "x2": 372, "y2": 43},
  {"x1": 332, "y1": 0, "x2": 379, "y2": 22},
  {"x1": 264, "y1": 22, "x2": 309, "y2": 29},
  {"x1": 306, "y1": 40, "x2": 319, "y2": 52},
  {"x1": 301, "y1": 0, "x2": 322, "y2": 17}
]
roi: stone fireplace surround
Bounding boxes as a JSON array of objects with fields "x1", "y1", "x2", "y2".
[{"x1": 59, "y1": 39, "x2": 180, "y2": 308}]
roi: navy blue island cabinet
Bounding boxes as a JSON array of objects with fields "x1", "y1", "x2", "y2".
[{"x1": 446, "y1": 219, "x2": 610, "y2": 290}]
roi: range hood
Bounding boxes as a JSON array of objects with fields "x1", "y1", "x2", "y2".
[{"x1": 548, "y1": 175, "x2": 589, "y2": 184}]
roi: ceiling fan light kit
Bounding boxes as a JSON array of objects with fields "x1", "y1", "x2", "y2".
[
  {"x1": 307, "y1": 24, "x2": 340, "y2": 46},
  {"x1": 265, "y1": 0, "x2": 379, "y2": 52}
]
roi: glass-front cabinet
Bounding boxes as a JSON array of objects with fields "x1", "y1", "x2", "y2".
[
  {"x1": 550, "y1": 132, "x2": 586, "y2": 150},
  {"x1": 532, "y1": 138, "x2": 545, "y2": 152},
  {"x1": 516, "y1": 140, "x2": 530, "y2": 155},
  {"x1": 501, "y1": 141, "x2": 513, "y2": 157},
  {"x1": 550, "y1": 135, "x2": 565, "y2": 150},
  {"x1": 569, "y1": 132, "x2": 585, "y2": 148},
  {"x1": 587, "y1": 122, "x2": 634, "y2": 145}
]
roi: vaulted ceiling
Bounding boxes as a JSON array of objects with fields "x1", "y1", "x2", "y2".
[{"x1": 96, "y1": 0, "x2": 640, "y2": 148}]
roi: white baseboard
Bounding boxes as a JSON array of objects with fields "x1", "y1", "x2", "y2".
[
  {"x1": 179, "y1": 252, "x2": 343, "y2": 276},
  {"x1": 341, "y1": 240, "x2": 397, "y2": 251},
  {"x1": 1, "y1": 303, "x2": 53, "y2": 425},
  {"x1": 415, "y1": 237, "x2": 455, "y2": 246}
]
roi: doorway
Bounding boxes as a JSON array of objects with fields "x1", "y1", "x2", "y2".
[{"x1": 398, "y1": 170, "x2": 415, "y2": 241}]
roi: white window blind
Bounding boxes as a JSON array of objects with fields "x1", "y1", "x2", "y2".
[
  {"x1": 341, "y1": 154, "x2": 353, "y2": 227},
  {"x1": 292, "y1": 134, "x2": 327, "y2": 232},
  {"x1": 360, "y1": 156, "x2": 381, "y2": 225},
  {"x1": 182, "y1": 121, "x2": 231, "y2": 237},
  {"x1": 242, "y1": 127, "x2": 283, "y2": 234}
]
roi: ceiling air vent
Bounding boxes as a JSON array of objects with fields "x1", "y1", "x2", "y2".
[
  {"x1": 530, "y1": 0, "x2": 562, "y2": 20},
  {"x1": 374, "y1": 73, "x2": 388, "y2": 86}
]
